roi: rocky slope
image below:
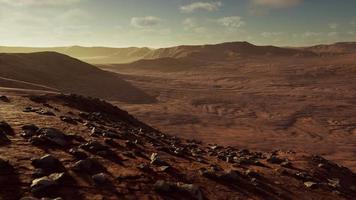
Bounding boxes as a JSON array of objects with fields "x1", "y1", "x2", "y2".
[
  {"x1": 0, "y1": 92, "x2": 355, "y2": 200},
  {"x1": 0, "y1": 52, "x2": 155, "y2": 103}
]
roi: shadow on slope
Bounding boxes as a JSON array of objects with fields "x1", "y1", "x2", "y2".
[{"x1": 0, "y1": 52, "x2": 156, "y2": 103}]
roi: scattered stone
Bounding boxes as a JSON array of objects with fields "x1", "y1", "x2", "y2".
[
  {"x1": 80, "y1": 140, "x2": 109, "y2": 154},
  {"x1": 295, "y1": 172, "x2": 312, "y2": 181},
  {"x1": 150, "y1": 153, "x2": 169, "y2": 166},
  {"x1": 220, "y1": 170, "x2": 241, "y2": 181},
  {"x1": 304, "y1": 181, "x2": 317, "y2": 189},
  {"x1": 267, "y1": 155, "x2": 285, "y2": 164},
  {"x1": 23, "y1": 107, "x2": 39, "y2": 113},
  {"x1": 21, "y1": 124, "x2": 39, "y2": 138},
  {"x1": 0, "y1": 131, "x2": 10, "y2": 144},
  {"x1": 37, "y1": 128, "x2": 69, "y2": 147},
  {"x1": 31, "y1": 177, "x2": 56, "y2": 195},
  {"x1": 60, "y1": 116, "x2": 77, "y2": 125},
  {"x1": 0, "y1": 157, "x2": 12, "y2": 173},
  {"x1": 245, "y1": 169, "x2": 260, "y2": 178},
  {"x1": 72, "y1": 158, "x2": 103, "y2": 174},
  {"x1": 327, "y1": 178, "x2": 340, "y2": 188},
  {"x1": 158, "y1": 166, "x2": 171, "y2": 172},
  {"x1": 49, "y1": 172, "x2": 67, "y2": 183},
  {"x1": 102, "y1": 130, "x2": 121, "y2": 139},
  {"x1": 36, "y1": 110, "x2": 55, "y2": 116},
  {"x1": 31, "y1": 154, "x2": 63, "y2": 172},
  {"x1": 281, "y1": 161, "x2": 292, "y2": 168},
  {"x1": 137, "y1": 163, "x2": 151, "y2": 172},
  {"x1": 154, "y1": 180, "x2": 203, "y2": 200},
  {"x1": 92, "y1": 173, "x2": 110, "y2": 185},
  {"x1": 69, "y1": 148, "x2": 88, "y2": 160},
  {"x1": 0, "y1": 95, "x2": 10, "y2": 102},
  {"x1": 0, "y1": 121, "x2": 14, "y2": 135}
]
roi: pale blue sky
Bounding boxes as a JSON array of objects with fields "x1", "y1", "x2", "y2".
[{"x1": 0, "y1": 0, "x2": 355, "y2": 47}]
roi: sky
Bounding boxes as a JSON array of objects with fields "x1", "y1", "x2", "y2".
[{"x1": 0, "y1": 0, "x2": 355, "y2": 48}]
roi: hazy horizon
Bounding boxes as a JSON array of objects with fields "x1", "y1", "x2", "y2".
[{"x1": 0, "y1": 0, "x2": 355, "y2": 48}]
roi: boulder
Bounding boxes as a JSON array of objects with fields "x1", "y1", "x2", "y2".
[
  {"x1": 304, "y1": 181, "x2": 317, "y2": 189},
  {"x1": 31, "y1": 155, "x2": 63, "y2": 172},
  {"x1": 31, "y1": 177, "x2": 56, "y2": 195},
  {"x1": 0, "y1": 121, "x2": 14, "y2": 135},
  {"x1": 0, "y1": 95, "x2": 9, "y2": 102},
  {"x1": 72, "y1": 158, "x2": 103, "y2": 174},
  {"x1": 154, "y1": 180, "x2": 203, "y2": 200},
  {"x1": 267, "y1": 155, "x2": 285, "y2": 164},
  {"x1": 0, "y1": 157, "x2": 12, "y2": 173},
  {"x1": 37, "y1": 128, "x2": 69, "y2": 147},
  {"x1": 69, "y1": 148, "x2": 88, "y2": 160},
  {"x1": 21, "y1": 124, "x2": 39, "y2": 138},
  {"x1": 150, "y1": 153, "x2": 169, "y2": 166},
  {"x1": 92, "y1": 173, "x2": 110, "y2": 185}
]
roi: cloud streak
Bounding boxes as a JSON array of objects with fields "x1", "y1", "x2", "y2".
[
  {"x1": 180, "y1": 1, "x2": 222, "y2": 13},
  {"x1": 250, "y1": 0, "x2": 303, "y2": 9},
  {"x1": 217, "y1": 16, "x2": 245, "y2": 29},
  {"x1": 0, "y1": 0, "x2": 84, "y2": 6},
  {"x1": 131, "y1": 16, "x2": 162, "y2": 28}
]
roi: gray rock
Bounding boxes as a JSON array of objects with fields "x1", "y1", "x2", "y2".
[
  {"x1": 69, "y1": 148, "x2": 88, "y2": 160},
  {"x1": 92, "y1": 173, "x2": 110, "y2": 185},
  {"x1": 48, "y1": 172, "x2": 66, "y2": 183},
  {"x1": 0, "y1": 157, "x2": 12, "y2": 172},
  {"x1": 21, "y1": 124, "x2": 39, "y2": 138},
  {"x1": 31, "y1": 155, "x2": 62, "y2": 171},
  {"x1": 38, "y1": 128, "x2": 69, "y2": 147},
  {"x1": 72, "y1": 158, "x2": 103, "y2": 174},
  {"x1": 267, "y1": 155, "x2": 285, "y2": 164},
  {"x1": 31, "y1": 177, "x2": 56, "y2": 194},
  {"x1": 150, "y1": 153, "x2": 169, "y2": 166},
  {"x1": 0, "y1": 121, "x2": 14, "y2": 135},
  {"x1": 304, "y1": 181, "x2": 317, "y2": 189},
  {"x1": 154, "y1": 180, "x2": 203, "y2": 200}
]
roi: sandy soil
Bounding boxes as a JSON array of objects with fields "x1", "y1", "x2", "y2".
[{"x1": 102, "y1": 55, "x2": 356, "y2": 172}]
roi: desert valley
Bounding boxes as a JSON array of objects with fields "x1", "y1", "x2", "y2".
[
  {"x1": 0, "y1": 41, "x2": 356, "y2": 199},
  {"x1": 1, "y1": 0, "x2": 356, "y2": 199}
]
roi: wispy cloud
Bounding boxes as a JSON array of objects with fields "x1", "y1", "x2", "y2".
[
  {"x1": 217, "y1": 16, "x2": 245, "y2": 29},
  {"x1": 249, "y1": 0, "x2": 302, "y2": 14},
  {"x1": 328, "y1": 23, "x2": 338, "y2": 29},
  {"x1": 131, "y1": 16, "x2": 162, "y2": 28},
  {"x1": 0, "y1": 0, "x2": 84, "y2": 6},
  {"x1": 351, "y1": 20, "x2": 356, "y2": 27},
  {"x1": 261, "y1": 32, "x2": 284, "y2": 37},
  {"x1": 182, "y1": 18, "x2": 207, "y2": 33},
  {"x1": 328, "y1": 32, "x2": 338, "y2": 37},
  {"x1": 180, "y1": 1, "x2": 222, "y2": 13},
  {"x1": 250, "y1": 0, "x2": 303, "y2": 9},
  {"x1": 301, "y1": 31, "x2": 322, "y2": 38}
]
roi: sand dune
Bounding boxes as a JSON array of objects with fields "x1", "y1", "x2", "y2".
[{"x1": 0, "y1": 52, "x2": 155, "y2": 103}]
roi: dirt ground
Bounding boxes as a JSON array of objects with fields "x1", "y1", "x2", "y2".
[{"x1": 102, "y1": 55, "x2": 356, "y2": 172}]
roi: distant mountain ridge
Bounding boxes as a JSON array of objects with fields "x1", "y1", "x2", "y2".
[
  {"x1": 303, "y1": 42, "x2": 356, "y2": 54},
  {"x1": 1, "y1": 41, "x2": 355, "y2": 65}
]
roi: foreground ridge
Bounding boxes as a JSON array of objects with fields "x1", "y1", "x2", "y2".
[{"x1": 0, "y1": 93, "x2": 355, "y2": 200}]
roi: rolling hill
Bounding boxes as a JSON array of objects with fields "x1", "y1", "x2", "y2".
[
  {"x1": 0, "y1": 52, "x2": 155, "y2": 103},
  {"x1": 0, "y1": 42, "x2": 319, "y2": 65}
]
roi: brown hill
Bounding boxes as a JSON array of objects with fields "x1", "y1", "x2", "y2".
[
  {"x1": 0, "y1": 52, "x2": 155, "y2": 103},
  {"x1": 103, "y1": 57, "x2": 201, "y2": 73},
  {"x1": 304, "y1": 42, "x2": 356, "y2": 54},
  {"x1": 0, "y1": 92, "x2": 355, "y2": 200},
  {"x1": 0, "y1": 46, "x2": 152, "y2": 64},
  {"x1": 0, "y1": 42, "x2": 317, "y2": 65},
  {"x1": 144, "y1": 42, "x2": 316, "y2": 62}
]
